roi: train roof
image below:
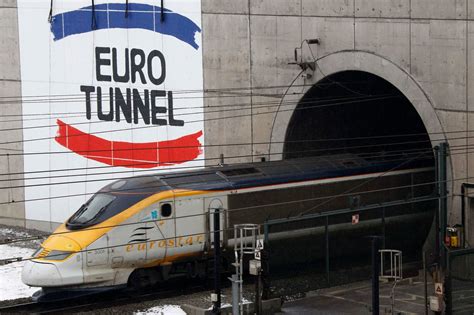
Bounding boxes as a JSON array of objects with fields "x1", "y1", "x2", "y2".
[{"x1": 100, "y1": 152, "x2": 433, "y2": 194}]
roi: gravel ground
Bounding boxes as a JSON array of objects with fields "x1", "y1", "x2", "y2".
[
  {"x1": 0, "y1": 224, "x2": 47, "y2": 306},
  {"x1": 0, "y1": 224, "x2": 46, "y2": 250}
]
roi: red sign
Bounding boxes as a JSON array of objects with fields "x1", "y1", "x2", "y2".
[{"x1": 55, "y1": 119, "x2": 203, "y2": 168}]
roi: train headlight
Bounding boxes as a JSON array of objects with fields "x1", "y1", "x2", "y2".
[{"x1": 42, "y1": 250, "x2": 74, "y2": 261}]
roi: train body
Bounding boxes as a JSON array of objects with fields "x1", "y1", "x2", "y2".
[{"x1": 21, "y1": 153, "x2": 436, "y2": 294}]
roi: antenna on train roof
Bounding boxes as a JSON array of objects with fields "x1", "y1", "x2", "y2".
[{"x1": 218, "y1": 154, "x2": 225, "y2": 167}]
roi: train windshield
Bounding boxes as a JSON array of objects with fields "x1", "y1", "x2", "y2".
[
  {"x1": 66, "y1": 176, "x2": 165, "y2": 230},
  {"x1": 68, "y1": 194, "x2": 116, "y2": 226}
]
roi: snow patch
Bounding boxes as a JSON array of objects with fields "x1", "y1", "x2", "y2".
[
  {"x1": 135, "y1": 305, "x2": 186, "y2": 315},
  {"x1": 0, "y1": 245, "x2": 37, "y2": 301}
]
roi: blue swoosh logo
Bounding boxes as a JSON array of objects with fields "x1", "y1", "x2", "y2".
[{"x1": 50, "y1": 3, "x2": 201, "y2": 49}]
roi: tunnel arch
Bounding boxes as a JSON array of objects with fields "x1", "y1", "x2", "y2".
[
  {"x1": 283, "y1": 70, "x2": 433, "y2": 159},
  {"x1": 269, "y1": 51, "x2": 446, "y2": 161}
]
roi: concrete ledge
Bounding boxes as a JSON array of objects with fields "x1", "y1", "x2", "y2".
[{"x1": 182, "y1": 298, "x2": 282, "y2": 315}]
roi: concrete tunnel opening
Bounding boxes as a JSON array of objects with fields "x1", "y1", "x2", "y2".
[
  {"x1": 283, "y1": 71, "x2": 433, "y2": 161},
  {"x1": 276, "y1": 71, "x2": 437, "y2": 271}
]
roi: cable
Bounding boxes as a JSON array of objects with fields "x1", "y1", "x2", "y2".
[
  {"x1": 0, "y1": 141, "x2": 433, "y2": 182},
  {"x1": 0, "y1": 169, "x2": 444, "y2": 248},
  {"x1": 298, "y1": 150, "x2": 430, "y2": 216},
  {"x1": 0, "y1": 150, "x2": 437, "y2": 207},
  {"x1": 0, "y1": 194, "x2": 439, "y2": 265},
  {"x1": 0, "y1": 149, "x2": 434, "y2": 191},
  {"x1": 0, "y1": 94, "x2": 397, "y2": 134},
  {"x1": 0, "y1": 82, "x2": 368, "y2": 101}
]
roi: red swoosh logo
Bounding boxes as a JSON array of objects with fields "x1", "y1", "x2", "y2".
[{"x1": 55, "y1": 119, "x2": 203, "y2": 168}]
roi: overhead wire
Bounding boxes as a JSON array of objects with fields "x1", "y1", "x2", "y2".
[
  {"x1": 0, "y1": 139, "x2": 435, "y2": 182},
  {"x1": 0, "y1": 166, "x2": 447, "y2": 248},
  {"x1": 0, "y1": 148, "x2": 436, "y2": 191},
  {"x1": 0, "y1": 94, "x2": 398, "y2": 136},
  {"x1": 0, "y1": 145, "x2": 438, "y2": 204},
  {"x1": 0, "y1": 93, "x2": 389, "y2": 124}
]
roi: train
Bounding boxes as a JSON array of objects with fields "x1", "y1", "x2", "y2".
[{"x1": 21, "y1": 152, "x2": 436, "y2": 299}]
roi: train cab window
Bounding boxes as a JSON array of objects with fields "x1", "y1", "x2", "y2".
[
  {"x1": 67, "y1": 193, "x2": 116, "y2": 226},
  {"x1": 161, "y1": 203, "x2": 172, "y2": 217}
]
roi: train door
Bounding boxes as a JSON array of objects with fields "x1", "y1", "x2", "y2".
[
  {"x1": 107, "y1": 212, "x2": 148, "y2": 269},
  {"x1": 175, "y1": 197, "x2": 206, "y2": 256},
  {"x1": 145, "y1": 200, "x2": 176, "y2": 263},
  {"x1": 85, "y1": 234, "x2": 109, "y2": 267},
  {"x1": 205, "y1": 197, "x2": 227, "y2": 249},
  {"x1": 83, "y1": 234, "x2": 112, "y2": 283}
]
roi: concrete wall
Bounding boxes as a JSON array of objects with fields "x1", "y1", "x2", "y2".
[
  {"x1": 0, "y1": 0, "x2": 25, "y2": 228},
  {"x1": 0, "y1": 0, "x2": 472, "y2": 232},
  {"x1": 202, "y1": 0, "x2": 474, "y2": 229}
]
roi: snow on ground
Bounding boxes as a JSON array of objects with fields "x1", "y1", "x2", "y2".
[
  {"x1": 135, "y1": 305, "x2": 186, "y2": 315},
  {"x1": 0, "y1": 245, "x2": 37, "y2": 301}
]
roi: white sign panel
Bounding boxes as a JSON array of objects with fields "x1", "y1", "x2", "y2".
[
  {"x1": 254, "y1": 250, "x2": 261, "y2": 261},
  {"x1": 17, "y1": 0, "x2": 204, "y2": 223}
]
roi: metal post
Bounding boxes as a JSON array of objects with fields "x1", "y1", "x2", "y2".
[
  {"x1": 423, "y1": 251, "x2": 428, "y2": 315},
  {"x1": 382, "y1": 207, "x2": 386, "y2": 249},
  {"x1": 255, "y1": 269, "x2": 262, "y2": 315},
  {"x1": 461, "y1": 184, "x2": 466, "y2": 248},
  {"x1": 212, "y1": 208, "x2": 221, "y2": 314},
  {"x1": 261, "y1": 248, "x2": 270, "y2": 300},
  {"x1": 445, "y1": 252, "x2": 452, "y2": 315},
  {"x1": 325, "y1": 216, "x2": 330, "y2": 285},
  {"x1": 439, "y1": 143, "x2": 448, "y2": 269},
  {"x1": 231, "y1": 274, "x2": 239, "y2": 315},
  {"x1": 371, "y1": 237, "x2": 380, "y2": 315},
  {"x1": 434, "y1": 146, "x2": 441, "y2": 260}
]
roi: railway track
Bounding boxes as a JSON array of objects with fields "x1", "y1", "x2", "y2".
[{"x1": 0, "y1": 280, "x2": 207, "y2": 314}]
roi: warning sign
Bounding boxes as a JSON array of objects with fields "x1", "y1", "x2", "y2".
[
  {"x1": 435, "y1": 283, "x2": 443, "y2": 295},
  {"x1": 254, "y1": 237, "x2": 264, "y2": 260},
  {"x1": 352, "y1": 214, "x2": 360, "y2": 225},
  {"x1": 256, "y1": 238, "x2": 264, "y2": 251}
]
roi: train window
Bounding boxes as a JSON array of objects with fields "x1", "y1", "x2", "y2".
[
  {"x1": 161, "y1": 203, "x2": 172, "y2": 217},
  {"x1": 68, "y1": 193, "x2": 116, "y2": 226}
]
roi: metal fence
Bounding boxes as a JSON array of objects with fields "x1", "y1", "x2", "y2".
[
  {"x1": 446, "y1": 248, "x2": 474, "y2": 314},
  {"x1": 261, "y1": 195, "x2": 437, "y2": 294}
]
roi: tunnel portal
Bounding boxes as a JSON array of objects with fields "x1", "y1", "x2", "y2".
[{"x1": 283, "y1": 71, "x2": 433, "y2": 160}]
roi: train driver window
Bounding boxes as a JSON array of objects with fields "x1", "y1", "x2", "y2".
[{"x1": 161, "y1": 203, "x2": 172, "y2": 217}]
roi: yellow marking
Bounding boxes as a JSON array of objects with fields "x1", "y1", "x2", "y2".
[
  {"x1": 41, "y1": 189, "x2": 208, "y2": 251},
  {"x1": 39, "y1": 235, "x2": 81, "y2": 252},
  {"x1": 185, "y1": 236, "x2": 193, "y2": 245},
  {"x1": 142, "y1": 252, "x2": 202, "y2": 268}
]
